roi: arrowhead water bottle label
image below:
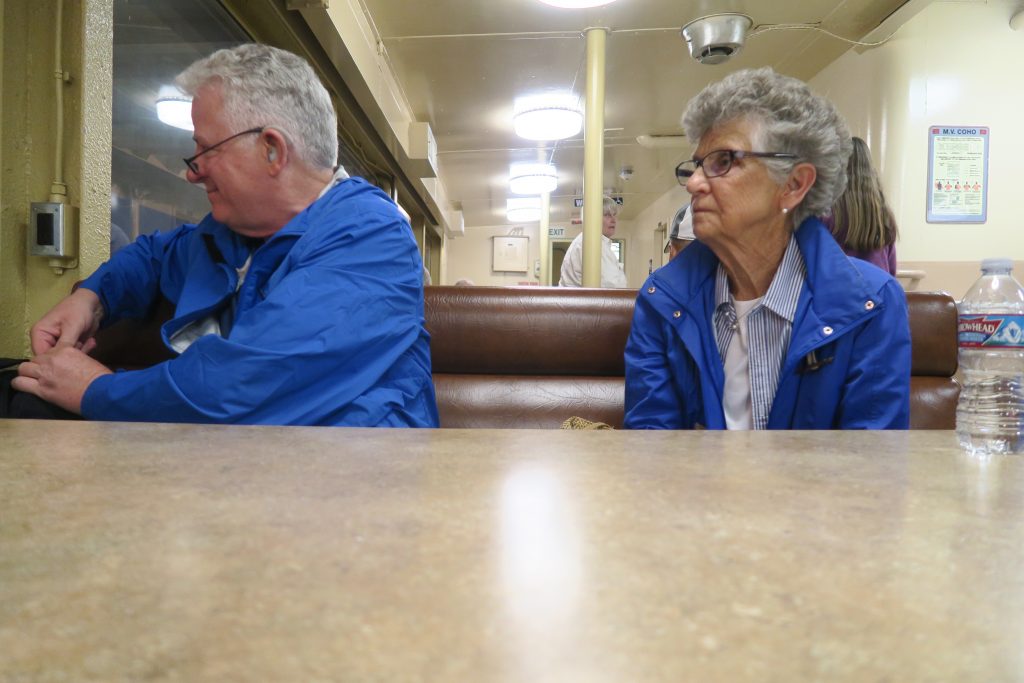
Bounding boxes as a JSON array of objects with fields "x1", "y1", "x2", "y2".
[{"x1": 958, "y1": 314, "x2": 1024, "y2": 348}]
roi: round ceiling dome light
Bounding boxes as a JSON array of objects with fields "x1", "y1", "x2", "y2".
[
  {"x1": 506, "y1": 197, "x2": 543, "y2": 223},
  {"x1": 509, "y1": 162, "x2": 558, "y2": 195},
  {"x1": 155, "y1": 85, "x2": 193, "y2": 131},
  {"x1": 536, "y1": 0, "x2": 619, "y2": 7},
  {"x1": 513, "y1": 93, "x2": 583, "y2": 141}
]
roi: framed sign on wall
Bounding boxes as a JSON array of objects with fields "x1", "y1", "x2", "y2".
[
  {"x1": 492, "y1": 235, "x2": 529, "y2": 272},
  {"x1": 927, "y1": 125, "x2": 989, "y2": 223}
]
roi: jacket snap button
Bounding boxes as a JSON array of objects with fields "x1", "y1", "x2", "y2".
[
  {"x1": 647, "y1": 286, "x2": 656, "y2": 294},
  {"x1": 865, "y1": 300, "x2": 875, "y2": 310},
  {"x1": 673, "y1": 310, "x2": 681, "y2": 318},
  {"x1": 822, "y1": 326, "x2": 834, "y2": 335}
]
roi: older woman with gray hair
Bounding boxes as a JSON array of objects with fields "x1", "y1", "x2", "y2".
[{"x1": 624, "y1": 68, "x2": 910, "y2": 430}]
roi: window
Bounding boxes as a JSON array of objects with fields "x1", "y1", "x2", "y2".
[
  {"x1": 111, "y1": 0, "x2": 250, "y2": 251},
  {"x1": 610, "y1": 238, "x2": 626, "y2": 265}
]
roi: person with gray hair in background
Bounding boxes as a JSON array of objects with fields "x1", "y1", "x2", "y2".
[
  {"x1": 625, "y1": 67, "x2": 910, "y2": 430},
  {"x1": 11, "y1": 44, "x2": 438, "y2": 427},
  {"x1": 558, "y1": 195, "x2": 628, "y2": 288}
]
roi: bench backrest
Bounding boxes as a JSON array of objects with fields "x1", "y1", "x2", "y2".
[
  {"x1": 87, "y1": 284, "x2": 960, "y2": 429},
  {"x1": 426, "y1": 286, "x2": 960, "y2": 430}
]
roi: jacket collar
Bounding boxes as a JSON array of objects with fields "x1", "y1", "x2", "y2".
[
  {"x1": 193, "y1": 176, "x2": 357, "y2": 268},
  {"x1": 649, "y1": 216, "x2": 885, "y2": 323},
  {"x1": 792, "y1": 216, "x2": 882, "y2": 331}
]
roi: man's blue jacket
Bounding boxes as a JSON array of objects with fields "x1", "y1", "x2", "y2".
[
  {"x1": 80, "y1": 177, "x2": 439, "y2": 427},
  {"x1": 624, "y1": 217, "x2": 910, "y2": 430}
]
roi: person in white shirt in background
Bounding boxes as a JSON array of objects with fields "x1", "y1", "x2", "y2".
[{"x1": 558, "y1": 195, "x2": 628, "y2": 288}]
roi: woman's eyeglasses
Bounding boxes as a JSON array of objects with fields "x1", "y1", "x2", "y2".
[{"x1": 675, "y1": 149, "x2": 797, "y2": 184}]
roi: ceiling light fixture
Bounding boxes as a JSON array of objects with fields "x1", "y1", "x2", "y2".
[
  {"x1": 509, "y1": 162, "x2": 558, "y2": 195},
  {"x1": 155, "y1": 85, "x2": 193, "y2": 131},
  {"x1": 506, "y1": 197, "x2": 543, "y2": 223},
  {"x1": 513, "y1": 93, "x2": 583, "y2": 141},
  {"x1": 636, "y1": 134, "x2": 689, "y2": 149},
  {"x1": 536, "y1": 0, "x2": 619, "y2": 7}
]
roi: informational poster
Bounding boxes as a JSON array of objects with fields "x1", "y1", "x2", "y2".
[
  {"x1": 492, "y1": 235, "x2": 529, "y2": 272},
  {"x1": 927, "y1": 126, "x2": 989, "y2": 223}
]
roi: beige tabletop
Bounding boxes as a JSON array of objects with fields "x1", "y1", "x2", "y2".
[{"x1": 1, "y1": 421, "x2": 1022, "y2": 682}]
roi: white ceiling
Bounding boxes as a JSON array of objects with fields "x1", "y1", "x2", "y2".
[{"x1": 358, "y1": 0, "x2": 914, "y2": 227}]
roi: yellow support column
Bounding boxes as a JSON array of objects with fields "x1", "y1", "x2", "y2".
[
  {"x1": 539, "y1": 192, "x2": 550, "y2": 285},
  {"x1": 582, "y1": 27, "x2": 608, "y2": 288}
]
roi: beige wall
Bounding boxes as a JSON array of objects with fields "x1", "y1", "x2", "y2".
[
  {"x1": 619, "y1": 185, "x2": 691, "y2": 286},
  {"x1": 442, "y1": 217, "x2": 661, "y2": 288},
  {"x1": 809, "y1": 0, "x2": 1024, "y2": 296},
  {"x1": 0, "y1": 0, "x2": 112, "y2": 357},
  {"x1": 445, "y1": 215, "x2": 670, "y2": 288},
  {"x1": 443, "y1": 224, "x2": 545, "y2": 286}
]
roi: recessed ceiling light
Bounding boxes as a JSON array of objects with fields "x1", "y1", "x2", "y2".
[
  {"x1": 155, "y1": 85, "x2": 193, "y2": 131},
  {"x1": 509, "y1": 162, "x2": 558, "y2": 195},
  {"x1": 513, "y1": 93, "x2": 582, "y2": 141},
  {"x1": 536, "y1": 0, "x2": 619, "y2": 7},
  {"x1": 507, "y1": 197, "x2": 543, "y2": 222}
]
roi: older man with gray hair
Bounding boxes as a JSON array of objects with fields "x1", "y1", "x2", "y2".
[
  {"x1": 558, "y1": 195, "x2": 628, "y2": 288},
  {"x1": 12, "y1": 44, "x2": 438, "y2": 427}
]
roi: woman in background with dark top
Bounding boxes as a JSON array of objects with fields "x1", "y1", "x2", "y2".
[{"x1": 827, "y1": 136, "x2": 898, "y2": 275}]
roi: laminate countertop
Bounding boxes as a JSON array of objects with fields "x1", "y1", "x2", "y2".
[{"x1": 2, "y1": 421, "x2": 1022, "y2": 681}]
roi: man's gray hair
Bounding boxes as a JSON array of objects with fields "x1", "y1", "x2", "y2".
[
  {"x1": 177, "y1": 44, "x2": 338, "y2": 170},
  {"x1": 579, "y1": 195, "x2": 620, "y2": 222},
  {"x1": 682, "y1": 67, "x2": 852, "y2": 227}
]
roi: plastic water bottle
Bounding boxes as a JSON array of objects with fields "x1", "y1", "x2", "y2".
[{"x1": 956, "y1": 258, "x2": 1024, "y2": 455}]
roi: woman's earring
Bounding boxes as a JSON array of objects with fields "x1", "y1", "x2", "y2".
[{"x1": 781, "y1": 207, "x2": 789, "y2": 215}]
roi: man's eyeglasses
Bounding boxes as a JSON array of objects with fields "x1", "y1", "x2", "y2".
[
  {"x1": 184, "y1": 127, "x2": 264, "y2": 174},
  {"x1": 675, "y1": 149, "x2": 798, "y2": 184}
]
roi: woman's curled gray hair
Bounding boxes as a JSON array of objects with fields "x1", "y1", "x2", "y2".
[
  {"x1": 682, "y1": 67, "x2": 852, "y2": 227},
  {"x1": 177, "y1": 43, "x2": 338, "y2": 170}
]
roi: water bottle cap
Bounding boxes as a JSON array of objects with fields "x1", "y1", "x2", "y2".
[{"x1": 980, "y1": 258, "x2": 1013, "y2": 272}]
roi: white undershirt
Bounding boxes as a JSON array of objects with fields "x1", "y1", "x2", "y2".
[{"x1": 723, "y1": 296, "x2": 763, "y2": 430}]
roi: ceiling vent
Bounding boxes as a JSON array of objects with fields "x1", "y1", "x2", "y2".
[
  {"x1": 445, "y1": 208, "x2": 465, "y2": 238},
  {"x1": 680, "y1": 13, "x2": 753, "y2": 65},
  {"x1": 405, "y1": 121, "x2": 438, "y2": 178}
]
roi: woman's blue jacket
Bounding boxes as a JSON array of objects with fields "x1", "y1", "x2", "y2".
[{"x1": 624, "y1": 217, "x2": 910, "y2": 430}]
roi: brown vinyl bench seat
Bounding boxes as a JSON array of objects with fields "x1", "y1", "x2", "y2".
[{"x1": 87, "y1": 285, "x2": 960, "y2": 429}]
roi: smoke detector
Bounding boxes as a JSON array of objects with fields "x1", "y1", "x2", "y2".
[{"x1": 680, "y1": 13, "x2": 753, "y2": 65}]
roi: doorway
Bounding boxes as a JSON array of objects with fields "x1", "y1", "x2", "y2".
[{"x1": 550, "y1": 240, "x2": 570, "y2": 285}]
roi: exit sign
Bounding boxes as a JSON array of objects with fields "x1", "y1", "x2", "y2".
[{"x1": 549, "y1": 227, "x2": 566, "y2": 237}]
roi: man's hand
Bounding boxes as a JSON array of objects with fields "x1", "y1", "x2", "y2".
[
  {"x1": 30, "y1": 288, "x2": 105, "y2": 356},
  {"x1": 12, "y1": 347, "x2": 113, "y2": 415}
]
